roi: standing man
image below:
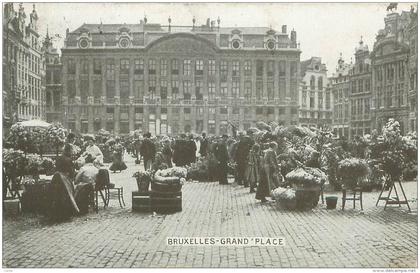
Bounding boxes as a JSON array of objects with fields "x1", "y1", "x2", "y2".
[
  {"x1": 235, "y1": 131, "x2": 255, "y2": 187},
  {"x1": 215, "y1": 134, "x2": 229, "y2": 185},
  {"x1": 140, "y1": 132, "x2": 156, "y2": 171},
  {"x1": 199, "y1": 132, "x2": 208, "y2": 157}
]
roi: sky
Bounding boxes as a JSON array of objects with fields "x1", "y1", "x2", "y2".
[{"x1": 15, "y1": 1, "x2": 417, "y2": 76}]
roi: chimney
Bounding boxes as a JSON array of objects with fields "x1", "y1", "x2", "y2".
[
  {"x1": 282, "y1": 25, "x2": 287, "y2": 34},
  {"x1": 291, "y1": 29, "x2": 296, "y2": 43}
]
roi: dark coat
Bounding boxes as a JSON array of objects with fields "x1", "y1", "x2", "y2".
[
  {"x1": 140, "y1": 139, "x2": 156, "y2": 160},
  {"x1": 199, "y1": 138, "x2": 209, "y2": 157},
  {"x1": 55, "y1": 155, "x2": 76, "y2": 179}
]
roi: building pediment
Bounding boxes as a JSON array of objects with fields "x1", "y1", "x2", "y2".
[{"x1": 146, "y1": 33, "x2": 219, "y2": 54}]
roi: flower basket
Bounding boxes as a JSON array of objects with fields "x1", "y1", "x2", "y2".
[
  {"x1": 337, "y1": 158, "x2": 370, "y2": 189},
  {"x1": 272, "y1": 187, "x2": 297, "y2": 210},
  {"x1": 133, "y1": 171, "x2": 152, "y2": 193}
]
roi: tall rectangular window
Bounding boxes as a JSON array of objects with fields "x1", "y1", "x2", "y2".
[
  {"x1": 93, "y1": 59, "x2": 102, "y2": 74},
  {"x1": 256, "y1": 60, "x2": 263, "y2": 77},
  {"x1": 220, "y1": 82, "x2": 228, "y2": 97},
  {"x1": 120, "y1": 59, "x2": 129, "y2": 74},
  {"x1": 93, "y1": 79, "x2": 102, "y2": 98},
  {"x1": 195, "y1": 80, "x2": 203, "y2": 100},
  {"x1": 160, "y1": 80, "x2": 167, "y2": 99},
  {"x1": 134, "y1": 80, "x2": 144, "y2": 98},
  {"x1": 208, "y1": 60, "x2": 216, "y2": 75},
  {"x1": 171, "y1": 80, "x2": 179, "y2": 98},
  {"x1": 279, "y1": 60, "x2": 286, "y2": 77},
  {"x1": 290, "y1": 61, "x2": 297, "y2": 77},
  {"x1": 134, "y1": 59, "x2": 144, "y2": 75},
  {"x1": 183, "y1": 80, "x2": 191, "y2": 99},
  {"x1": 106, "y1": 80, "x2": 115, "y2": 98},
  {"x1": 171, "y1": 59, "x2": 179, "y2": 75},
  {"x1": 244, "y1": 60, "x2": 252, "y2": 76},
  {"x1": 208, "y1": 81, "x2": 215, "y2": 98},
  {"x1": 160, "y1": 59, "x2": 168, "y2": 77},
  {"x1": 67, "y1": 80, "x2": 76, "y2": 98},
  {"x1": 80, "y1": 59, "x2": 89, "y2": 74},
  {"x1": 148, "y1": 59, "x2": 156, "y2": 75},
  {"x1": 318, "y1": 92, "x2": 323, "y2": 109},
  {"x1": 232, "y1": 80, "x2": 239, "y2": 98},
  {"x1": 232, "y1": 60, "x2": 240, "y2": 77},
  {"x1": 267, "y1": 82, "x2": 274, "y2": 99},
  {"x1": 120, "y1": 79, "x2": 129, "y2": 99},
  {"x1": 256, "y1": 81, "x2": 263, "y2": 99},
  {"x1": 267, "y1": 60, "x2": 274, "y2": 77},
  {"x1": 245, "y1": 81, "x2": 252, "y2": 98},
  {"x1": 195, "y1": 60, "x2": 204, "y2": 75},
  {"x1": 149, "y1": 79, "x2": 156, "y2": 97},
  {"x1": 68, "y1": 58, "x2": 76, "y2": 74},
  {"x1": 220, "y1": 60, "x2": 228, "y2": 81},
  {"x1": 183, "y1": 60, "x2": 191, "y2": 76},
  {"x1": 106, "y1": 59, "x2": 115, "y2": 77}
]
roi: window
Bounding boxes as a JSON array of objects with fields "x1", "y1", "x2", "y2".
[
  {"x1": 310, "y1": 76, "x2": 315, "y2": 90},
  {"x1": 208, "y1": 81, "x2": 215, "y2": 98},
  {"x1": 318, "y1": 77, "x2": 323, "y2": 90},
  {"x1": 93, "y1": 79, "x2": 102, "y2": 98},
  {"x1": 134, "y1": 59, "x2": 144, "y2": 75},
  {"x1": 120, "y1": 59, "x2": 129, "y2": 74},
  {"x1": 220, "y1": 82, "x2": 228, "y2": 97},
  {"x1": 310, "y1": 93, "x2": 315, "y2": 108},
  {"x1": 160, "y1": 59, "x2": 168, "y2": 77},
  {"x1": 171, "y1": 59, "x2": 179, "y2": 75},
  {"x1": 106, "y1": 107, "x2": 114, "y2": 114},
  {"x1": 67, "y1": 80, "x2": 76, "y2": 98},
  {"x1": 256, "y1": 60, "x2": 263, "y2": 77},
  {"x1": 172, "y1": 80, "x2": 179, "y2": 98},
  {"x1": 267, "y1": 60, "x2": 274, "y2": 77},
  {"x1": 232, "y1": 81, "x2": 239, "y2": 98},
  {"x1": 256, "y1": 81, "x2": 263, "y2": 100},
  {"x1": 68, "y1": 59, "x2": 76, "y2": 74},
  {"x1": 245, "y1": 81, "x2": 252, "y2": 98},
  {"x1": 318, "y1": 92, "x2": 323, "y2": 109},
  {"x1": 244, "y1": 60, "x2": 252, "y2": 76},
  {"x1": 135, "y1": 107, "x2": 143, "y2": 113},
  {"x1": 134, "y1": 80, "x2": 144, "y2": 98},
  {"x1": 106, "y1": 80, "x2": 115, "y2": 98},
  {"x1": 183, "y1": 80, "x2": 191, "y2": 99},
  {"x1": 93, "y1": 59, "x2": 102, "y2": 74},
  {"x1": 148, "y1": 59, "x2": 156, "y2": 75},
  {"x1": 220, "y1": 107, "x2": 228, "y2": 114},
  {"x1": 195, "y1": 80, "x2": 203, "y2": 100},
  {"x1": 184, "y1": 108, "x2": 191, "y2": 114},
  {"x1": 183, "y1": 60, "x2": 191, "y2": 76},
  {"x1": 106, "y1": 59, "x2": 115, "y2": 76},
  {"x1": 195, "y1": 60, "x2": 204, "y2": 75},
  {"x1": 160, "y1": 80, "x2": 167, "y2": 99},
  {"x1": 120, "y1": 80, "x2": 129, "y2": 99},
  {"x1": 149, "y1": 79, "x2": 156, "y2": 97},
  {"x1": 290, "y1": 61, "x2": 297, "y2": 77},
  {"x1": 358, "y1": 80, "x2": 364, "y2": 93},
  {"x1": 398, "y1": 61, "x2": 405, "y2": 80},
  {"x1": 256, "y1": 107, "x2": 263, "y2": 115},
  {"x1": 80, "y1": 60, "x2": 89, "y2": 74},
  {"x1": 232, "y1": 60, "x2": 240, "y2": 77},
  {"x1": 220, "y1": 60, "x2": 228, "y2": 80},
  {"x1": 208, "y1": 60, "x2": 216, "y2": 75},
  {"x1": 267, "y1": 107, "x2": 274, "y2": 115},
  {"x1": 365, "y1": 79, "x2": 371, "y2": 92},
  {"x1": 233, "y1": 107, "x2": 239, "y2": 114},
  {"x1": 267, "y1": 82, "x2": 274, "y2": 99},
  {"x1": 302, "y1": 91, "x2": 307, "y2": 107}
]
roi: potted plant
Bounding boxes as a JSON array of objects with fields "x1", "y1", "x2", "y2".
[
  {"x1": 337, "y1": 158, "x2": 370, "y2": 189},
  {"x1": 133, "y1": 170, "x2": 152, "y2": 192}
]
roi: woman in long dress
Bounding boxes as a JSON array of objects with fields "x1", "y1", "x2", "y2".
[
  {"x1": 256, "y1": 142, "x2": 280, "y2": 202},
  {"x1": 247, "y1": 143, "x2": 261, "y2": 193},
  {"x1": 109, "y1": 139, "x2": 127, "y2": 172}
]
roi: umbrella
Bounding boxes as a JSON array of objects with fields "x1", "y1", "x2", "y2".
[{"x1": 18, "y1": 119, "x2": 51, "y2": 128}]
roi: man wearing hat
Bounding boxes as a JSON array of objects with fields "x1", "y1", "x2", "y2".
[
  {"x1": 214, "y1": 134, "x2": 229, "y2": 184},
  {"x1": 140, "y1": 132, "x2": 156, "y2": 171}
]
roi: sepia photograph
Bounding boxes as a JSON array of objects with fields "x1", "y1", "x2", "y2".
[{"x1": 1, "y1": 1, "x2": 418, "y2": 269}]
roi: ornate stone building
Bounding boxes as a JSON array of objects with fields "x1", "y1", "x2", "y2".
[
  {"x1": 407, "y1": 8, "x2": 417, "y2": 132},
  {"x1": 61, "y1": 19, "x2": 301, "y2": 135},
  {"x1": 349, "y1": 38, "x2": 372, "y2": 137},
  {"x1": 299, "y1": 57, "x2": 332, "y2": 128},
  {"x1": 3, "y1": 3, "x2": 45, "y2": 132},
  {"x1": 43, "y1": 32, "x2": 63, "y2": 124},
  {"x1": 330, "y1": 54, "x2": 352, "y2": 139},
  {"x1": 371, "y1": 10, "x2": 415, "y2": 133}
]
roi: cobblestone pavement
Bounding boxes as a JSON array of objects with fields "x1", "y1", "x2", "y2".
[{"x1": 3, "y1": 154, "x2": 418, "y2": 268}]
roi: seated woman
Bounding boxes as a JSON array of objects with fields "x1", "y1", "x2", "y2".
[
  {"x1": 55, "y1": 144, "x2": 76, "y2": 180},
  {"x1": 49, "y1": 172, "x2": 79, "y2": 222},
  {"x1": 74, "y1": 154, "x2": 99, "y2": 214}
]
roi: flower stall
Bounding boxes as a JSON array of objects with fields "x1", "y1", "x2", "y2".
[{"x1": 337, "y1": 158, "x2": 370, "y2": 189}]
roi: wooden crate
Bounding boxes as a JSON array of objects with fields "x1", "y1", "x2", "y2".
[
  {"x1": 150, "y1": 191, "x2": 182, "y2": 213},
  {"x1": 132, "y1": 191, "x2": 151, "y2": 212},
  {"x1": 3, "y1": 199, "x2": 21, "y2": 216}
]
